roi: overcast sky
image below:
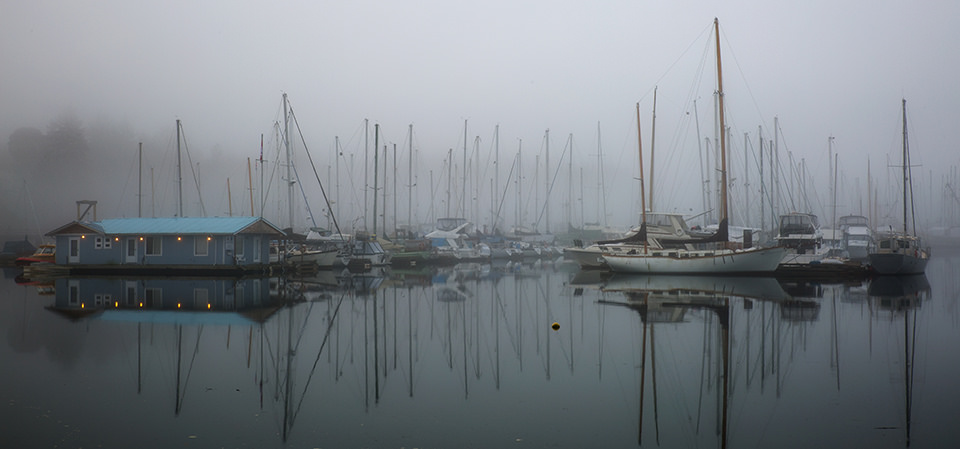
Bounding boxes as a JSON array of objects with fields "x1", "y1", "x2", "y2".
[{"x1": 2, "y1": 0, "x2": 958, "y2": 233}]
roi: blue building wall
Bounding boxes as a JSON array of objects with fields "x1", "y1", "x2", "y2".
[{"x1": 54, "y1": 234, "x2": 269, "y2": 266}]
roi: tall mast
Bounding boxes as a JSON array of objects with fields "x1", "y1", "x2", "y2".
[
  {"x1": 383, "y1": 143, "x2": 388, "y2": 236},
  {"x1": 373, "y1": 124, "x2": 379, "y2": 235},
  {"x1": 335, "y1": 136, "x2": 341, "y2": 227},
  {"x1": 494, "y1": 124, "x2": 500, "y2": 231},
  {"x1": 176, "y1": 119, "x2": 183, "y2": 217},
  {"x1": 649, "y1": 86, "x2": 657, "y2": 212},
  {"x1": 597, "y1": 121, "x2": 608, "y2": 227},
  {"x1": 773, "y1": 117, "x2": 779, "y2": 222},
  {"x1": 545, "y1": 128, "x2": 550, "y2": 233},
  {"x1": 364, "y1": 119, "x2": 369, "y2": 230},
  {"x1": 868, "y1": 156, "x2": 872, "y2": 227},
  {"x1": 393, "y1": 143, "x2": 398, "y2": 237},
  {"x1": 759, "y1": 127, "x2": 765, "y2": 232},
  {"x1": 475, "y1": 135, "x2": 481, "y2": 223},
  {"x1": 744, "y1": 132, "x2": 750, "y2": 226},
  {"x1": 714, "y1": 17, "x2": 729, "y2": 225},
  {"x1": 567, "y1": 133, "x2": 574, "y2": 227},
  {"x1": 260, "y1": 133, "x2": 265, "y2": 218},
  {"x1": 827, "y1": 136, "x2": 839, "y2": 228},
  {"x1": 247, "y1": 157, "x2": 254, "y2": 216},
  {"x1": 829, "y1": 136, "x2": 836, "y2": 227},
  {"x1": 516, "y1": 140, "x2": 523, "y2": 229},
  {"x1": 446, "y1": 148, "x2": 452, "y2": 218},
  {"x1": 138, "y1": 142, "x2": 143, "y2": 218},
  {"x1": 462, "y1": 119, "x2": 467, "y2": 218},
  {"x1": 636, "y1": 102, "x2": 647, "y2": 253},
  {"x1": 283, "y1": 93, "x2": 293, "y2": 229},
  {"x1": 408, "y1": 124, "x2": 413, "y2": 231},
  {"x1": 901, "y1": 98, "x2": 909, "y2": 235}
]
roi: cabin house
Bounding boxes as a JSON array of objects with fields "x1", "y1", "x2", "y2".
[{"x1": 45, "y1": 216, "x2": 284, "y2": 273}]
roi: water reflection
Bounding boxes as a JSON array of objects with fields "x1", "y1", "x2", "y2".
[{"x1": 0, "y1": 258, "x2": 955, "y2": 448}]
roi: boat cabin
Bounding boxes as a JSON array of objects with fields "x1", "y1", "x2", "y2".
[
  {"x1": 45, "y1": 217, "x2": 284, "y2": 268},
  {"x1": 776, "y1": 213, "x2": 823, "y2": 253},
  {"x1": 14, "y1": 244, "x2": 56, "y2": 266},
  {"x1": 876, "y1": 234, "x2": 923, "y2": 254}
]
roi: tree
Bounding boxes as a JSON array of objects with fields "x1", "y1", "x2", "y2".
[{"x1": 45, "y1": 111, "x2": 89, "y2": 159}]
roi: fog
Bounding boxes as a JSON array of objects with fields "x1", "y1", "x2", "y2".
[{"x1": 2, "y1": 1, "x2": 958, "y2": 242}]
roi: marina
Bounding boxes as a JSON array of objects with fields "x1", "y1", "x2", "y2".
[
  {"x1": 2, "y1": 5, "x2": 960, "y2": 448},
  {"x1": 2, "y1": 251, "x2": 959, "y2": 448}
]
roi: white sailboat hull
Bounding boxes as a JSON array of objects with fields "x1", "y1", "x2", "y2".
[
  {"x1": 602, "y1": 246, "x2": 786, "y2": 274},
  {"x1": 289, "y1": 249, "x2": 340, "y2": 268},
  {"x1": 562, "y1": 245, "x2": 606, "y2": 268}
]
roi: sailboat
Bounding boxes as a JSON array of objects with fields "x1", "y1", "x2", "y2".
[
  {"x1": 868, "y1": 99, "x2": 930, "y2": 275},
  {"x1": 601, "y1": 18, "x2": 785, "y2": 274}
]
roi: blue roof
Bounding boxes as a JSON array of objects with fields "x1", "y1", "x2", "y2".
[{"x1": 88, "y1": 217, "x2": 280, "y2": 235}]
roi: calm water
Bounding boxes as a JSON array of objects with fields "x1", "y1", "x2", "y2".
[{"x1": 2, "y1": 253, "x2": 959, "y2": 449}]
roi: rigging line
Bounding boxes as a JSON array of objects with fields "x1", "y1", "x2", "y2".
[
  {"x1": 289, "y1": 107, "x2": 344, "y2": 237},
  {"x1": 637, "y1": 21, "x2": 714, "y2": 103},
  {"x1": 293, "y1": 292, "x2": 347, "y2": 423},
  {"x1": 533, "y1": 136, "x2": 571, "y2": 229},
  {"x1": 478, "y1": 126, "x2": 499, "y2": 187},
  {"x1": 332, "y1": 119, "x2": 369, "y2": 212},
  {"x1": 718, "y1": 25, "x2": 771, "y2": 127},
  {"x1": 659, "y1": 29, "x2": 712, "y2": 192},
  {"x1": 904, "y1": 106, "x2": 919, "y2": 235},
  {"x1": 290, "y1": 299, "x2": 317, "y2": 356},
  {"x1": 177, "y1": 325, "x2": 206, "y2": 411},
  {"x1": 493, "y1": 151, "x2": 520, "y2": 232},
  {"x1": 261, "y1": 122, "x2": 284, "y2": 215},
  {"x1": 534, "y1": 278, "x2": 572, "y2": 368},
  {"x1": 19, "y1": 179, "x2": 44, "y2": 242},
  {"x1": 495, "y1": 282, "x2": 522, "y2": 356},
  {"x1": 290, "y1": 161, "x2": 318, "y2": 229},
  {"x1": 177, "y1": 124, "x2": 208, "y2": 217}
]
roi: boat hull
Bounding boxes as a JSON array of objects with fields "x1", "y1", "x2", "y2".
[
  {"x1": 562, "y1": 246, "x2": 606, "y2": 268},
  {"x1": 289, "y1": 249, "x2": 340, "y2": 268},
  {"x1": 868, "y1": 252, "x2": 929, "y2": 275},
  {"x1": 602, "y1": 246, "x2": 786, "y2": 274}
]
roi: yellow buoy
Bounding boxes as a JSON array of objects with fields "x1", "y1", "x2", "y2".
[{"x1": 551, "y1": 322, "x2": 560, "y2": 331}]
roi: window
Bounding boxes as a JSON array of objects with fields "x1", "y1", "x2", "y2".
[
  {"x1": 145, "y1": 288, "x2": 162, "y2": 307},
  {"x1": 194, "y1": 288, "x2": 209, "y2": 308},
  {"x1": 146, "y1": 236, "x2": 162, "y2": 256},
  {"x1": 94, "y1": 237, "x2": 113, "y2": 249},
  {"x1": 235, "y1": 236, "x2": 244, "y2": 258},
  {"x1": 94, "y1": 294, "x2": 111, "y2": 306},
  {"x1": 69, "y1": 281, "x2": 80, "y2": 305},
  {"x1": 126, "y1": 283, "x2": 137, "y2": 306},
  {"x1": 194, "y1": 236, "x2": 209, "y2": 256}
]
